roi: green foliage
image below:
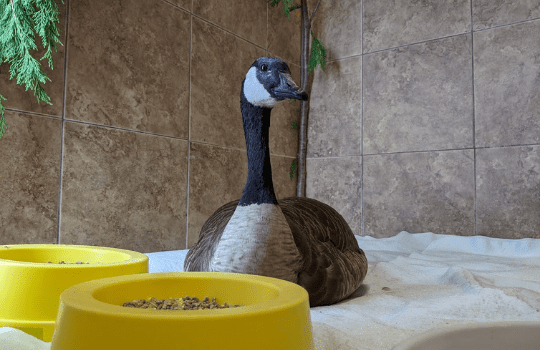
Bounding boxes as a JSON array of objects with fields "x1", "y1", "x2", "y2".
[
  {"x1": 0, "y1": 0, "x2": 63, "y2": 140},
  {"x1": 289, "y1": 158, "x2": 298, "y2": 179},
  {"x1": 290, "y1": 121, "x2": 297, "y2": 131},
  {"x1": 270, "y1": 0, "x2": 295, "y2": 20},
  {"x1": 0, "y1": 94, "x2": 6, "y2": 138},
  {"x1": 269, "y1": 2, "x2": 327, "y2": 74},
  {"x1": 308, "y1": 32, "x2": 326, "y2": 73}
]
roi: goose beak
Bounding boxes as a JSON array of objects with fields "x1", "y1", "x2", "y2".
[{"x1": 273, "y1": 72, "x2": 309, "y2": 101}]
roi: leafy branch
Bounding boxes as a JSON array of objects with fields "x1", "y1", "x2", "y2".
[
  {"x1": 0, "y1": 0, "x2": 63, "y2": 140},
  {"x1": 270, "y1": 0, "x2": 326, "y2": 194},
  {"x1": 289, "y1": 158, "x2": 298, "y2": 179}
]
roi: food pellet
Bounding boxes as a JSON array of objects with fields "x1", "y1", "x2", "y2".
[{"x1": 122, "y1": 296, "x2": 242, "y2": 310}]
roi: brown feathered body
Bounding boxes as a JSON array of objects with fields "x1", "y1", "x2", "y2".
[{"x1": 184, "y1": 197, "x2": 368, "y2": 307}]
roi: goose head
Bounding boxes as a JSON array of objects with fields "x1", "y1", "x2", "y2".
[{"x1": 242, "y1": 57, "x2": 308, "y2": 108}]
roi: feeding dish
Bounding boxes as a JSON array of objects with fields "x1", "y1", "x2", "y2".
[
  {"x1": 0, "y1": 244, "x2": 148, "y2": 341},
  {"x1": 50, "y1": 272, "x2": 314, "y2": 350},
  {"x1": 392, "y1": 321, "x2": 540, "y2": 350}
]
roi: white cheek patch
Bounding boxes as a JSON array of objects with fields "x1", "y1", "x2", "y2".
[{"x1": 243, "y1": 67, "x2": 278, "y2": 108}]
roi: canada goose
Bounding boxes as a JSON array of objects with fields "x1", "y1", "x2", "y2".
[{"x1": 184, "y1": 57, "x2": 367, "y2": 306}]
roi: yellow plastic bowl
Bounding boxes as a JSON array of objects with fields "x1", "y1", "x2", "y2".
[
  {"x1": 0, "y1": 244, "x2": 148, "y2": 341},
  {"x1": 392, "y1": 321, "x2": 540, "y2": 350},
  {"x1": 50, "y1": 272, "x2": 314, "y2": 350}
]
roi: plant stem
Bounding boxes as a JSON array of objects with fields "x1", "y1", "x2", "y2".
[
  {"x1": 296, "y1": 0, "x2": 311, "y2": 197},
  {"x1": 310, "y1": 0, "x2": 322, "y2": 23}
]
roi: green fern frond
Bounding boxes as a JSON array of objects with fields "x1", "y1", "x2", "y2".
[{"x1": 0, "y1": 0, "x2": 63, "y2": 140}]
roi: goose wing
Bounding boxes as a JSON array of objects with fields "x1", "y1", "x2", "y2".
[
  {"x1": 279, "y1": 197, "x2": 368, "y2": 306},
  {"x1": 184, "y1": 200, "x2": 239, "y2": 272}
]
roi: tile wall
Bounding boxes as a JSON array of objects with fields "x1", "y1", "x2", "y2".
[
  {"x1": 307, "y1": 0, "x2": 540, "y2": 239},
  {"x1": 0, "y1": 0, "x2": 302, "y2": 251}
]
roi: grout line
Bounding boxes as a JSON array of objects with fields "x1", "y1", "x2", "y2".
[
  {"x1": 470, "y1": 0, "x2": 478, "y2": 237},
  {"x1": 364, "y1": 32, "x2": 469, "y2": 57},
  {"x1": 55, "y1": 115, "x2": 540, "y2": 154},
  {"x1": 360, "y1": 0, "x2": 364, "y2": 237},
  {"x1": 358, "y1": 147, "x2": 476, "y2": 157},
  {"x1": 160, "y1": 0, "x2": 191, "y2": 13},
  {"x1": 58, "y1": 115, "x2": 303, "y2": 157},
  {"x1": 306, "y1": 154, "x2": 363, "y2": 160},
  {"x1": 56, "y1": 0, "x2": 70, "y2": 244},
  {"x1": 266, "y1": 0, "x2": 269, "y2": 52},
  {"x1": 62, "y1": 118, "x2": 180, "y2": 137},
  {"x1": 3, "y1": 108, "x2": 61, "y2": 120},
  {"x1": 191, "y1": 13, "x2": 267, "y2": 53},
  {"x1": 184, "y1": 14, "x2": 193, "y2": 250},
  {"x1": 473, "y1": 15, "x2": 540, "y2": 33},
  {"x1": 163, "y1": 0, "x2": 269, "y2": 59},
  {"x1": 327, "y1": 15, "x2": 540, "y2": 65}
]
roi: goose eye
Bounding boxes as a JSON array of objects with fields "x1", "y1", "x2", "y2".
[{"x1": 260, "y1": 64, "x2": 268, "y2": 72}]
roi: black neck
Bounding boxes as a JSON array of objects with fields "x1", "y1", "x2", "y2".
[{"x1": 238, "y1": 89, "x2": 278, "y2": 206}]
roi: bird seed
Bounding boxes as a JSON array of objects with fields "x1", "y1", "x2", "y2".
[{"x1": 122, "y1": 296, "x2": 242, "y2": 310}]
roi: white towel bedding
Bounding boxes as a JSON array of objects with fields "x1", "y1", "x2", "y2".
[{"x1": 2, "y1": 232, "x2": 539, "y2": 350}]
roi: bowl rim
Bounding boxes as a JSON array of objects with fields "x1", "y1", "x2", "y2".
[
  {"x1": 0, "y1": 244, "x2": 148, "y2": 266},
  {"x1": 60, "y1": 272, "x2": 309, "y2": 320},
  {"x1": 391, "y1": 321, "x2": 540, "y2": 350}
]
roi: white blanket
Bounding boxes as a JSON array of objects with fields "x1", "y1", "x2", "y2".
[{"x1": 2, "y1": 232, "x2": 539, "y2": 350}]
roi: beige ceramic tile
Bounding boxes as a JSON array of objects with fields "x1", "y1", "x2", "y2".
[
  {"x1": 473, "y1": 0, "x2": 540, "y2": 30},
  {"x1": 66, "y1": 0, "x2": 190, "y2": 138},
  {"x1": 476, "y1": 146, "x2": 540, "y2": 239},
  {"x1": 308, "y1": 56, "x2": 361, "y2": 157},
  {"x1": 306, "y1": 156, "x2": 362, "y2": 235},
  {"x1": 474, "y1": 20, "x2": 540, "y2": 148},
  {"x1": 0, "y1": 111, "x2": 62, "y2": 243},
  {"x1": 193, "y1": 0, "x2": 267, "y2": 48},
  {"x1": 167, "y1": 0, "x2": 192, "y2": 12},
  {"x1": 0, "y1": 0, "x2": 66, "y2": 117},
  {"x1": 364, "y1": 0, "x2": 471, "y2": 53},
  {"x1": 190, "y1": 17, "x2": 265, "y2": 149},
  {"x1": 60, "y1": 122, "x2": 188, "y2": 252},
  {"x1": 309, "y1": 0, "x2": 362, "y2": 60},
  {"x1": 363, "y1": 150, "x2": 475, "y2": 238},
  {"x1": 268, "y1": 0, "x2": 302, "y2": 66},
  {"x1": 187, "y1": 142, "x2": 247, "y2": 248},
  {"x1": 364, "y1": 35, "x2": 473, "y2": 154}
]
